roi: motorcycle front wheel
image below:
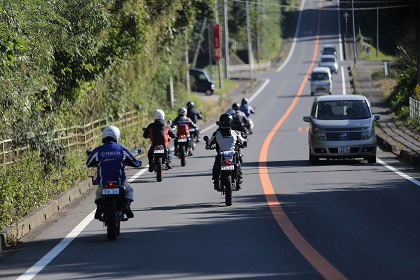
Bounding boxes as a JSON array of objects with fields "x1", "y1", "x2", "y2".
[{"x1": 221, "y1": 173, "x2": 232, "y2": 206}]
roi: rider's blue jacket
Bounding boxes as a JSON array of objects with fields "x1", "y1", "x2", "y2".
[
  {"x1": 240, "y1": 104, "x2": 255, "y2": 117},
  {"x1": 86, "y1": 141, "x2": 141, "y2": 186}
]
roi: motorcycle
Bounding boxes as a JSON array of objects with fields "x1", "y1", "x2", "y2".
[
  {"x1": 204, "y1": 136, "x2": 243, "y2": 206},
  {"x1": 151, "y1": 144, "x2": 167, "y2": 182},
  {"x1": 86, "y1": 149, "x2": 129, "y2": 241},
  {"x1": 175, "y1": 135, "x2": 189, "y2": 167},
  {"x1": 188, "y1": 126, "x2": 199, "y2": 150}
]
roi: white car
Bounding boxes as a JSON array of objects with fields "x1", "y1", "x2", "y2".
[
  {"x1": 309, "y1": 67, "x2": 332, "y2": 96},
  {"x1": 319, "y1": 55, "x2": 338, "y2": 74}
]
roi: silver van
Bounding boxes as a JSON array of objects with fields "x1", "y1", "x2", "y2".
[
  {"x1": 309, "y1": 67, "x2": 332, "y2": 96},
  {"x1": 303, "y1": 95, "x2": 380, "y2": 164}
]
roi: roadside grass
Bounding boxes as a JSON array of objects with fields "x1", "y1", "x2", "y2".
[{"x1": 358, "y1": 39, "x2": 394, "y2": 61}]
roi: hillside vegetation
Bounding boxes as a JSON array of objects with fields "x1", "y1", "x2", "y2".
[{"x1": 0, "y1": 0, "x2": 212, "y2": 231}]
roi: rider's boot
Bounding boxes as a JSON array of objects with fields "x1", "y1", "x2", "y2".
[
  {"x1": 166, "y1": 161, "x2": 173, "y2": 170},
  {"x1": 94, "y1": 198, "x2": 104, "y2": 220},
  {"x1": 124, "y1": 198, "x2": 134, "y2": 218},
  {"x1": 188, "y1": 148, "x2": 193, "y2": 156}
]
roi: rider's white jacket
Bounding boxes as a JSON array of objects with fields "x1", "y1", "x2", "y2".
[{"x1": 208, "y1": 129, "x2": 246, "y2": 152}]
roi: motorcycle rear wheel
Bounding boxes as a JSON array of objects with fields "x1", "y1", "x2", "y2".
[
  {"x1": 180, "y1": 146, "x2": 186, "y2": 167},
  {"x1": 156, "y1": 157, "x2": 163, "y2": 182},
  {"x1": 221, "y1": 173, "x2": 232, "y2": 206},
  {"x1": 106, "y1": 202, "x2": 118, "y2": 241}
]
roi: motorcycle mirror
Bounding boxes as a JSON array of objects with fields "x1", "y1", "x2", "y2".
[
  {"x1": 216, "y1": 121, "x2": 220, "y2": 126},
  {"x1": 86, "y1": 148, "x2": 93, "y2": 156},
  {"x1": 203, "y1": 136, "x2": 209, "y2": 142},
  {"x1": 168, "y1": 120, "x2": 173, "y2": 125},
  {"x1": 142, "y1": 127, "x2": 146, "y2": 131},
  {"x1": 134, "y1": 147, "x2": 140, "y2": 156}
]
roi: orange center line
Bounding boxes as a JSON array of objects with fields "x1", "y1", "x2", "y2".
[{"x1": 258, "y1": 2, "x2": 347, "y2": 280}]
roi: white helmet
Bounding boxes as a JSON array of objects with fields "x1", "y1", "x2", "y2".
[
  {"x1": 103, "y1": 126, "x2": 121, "y2": 143},
  {"x1": 178, "y1": 107, "x2": 187, "y2": 116},
  {"x1": 153, "y1": 109, "x2": 165, "y2": 120}
]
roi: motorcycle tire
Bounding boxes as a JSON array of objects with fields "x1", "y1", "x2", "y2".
[
  {"x1": 221, "y1": 173, "x2": 232, "y2": 206},
  {"x1": 116, "y1": 221, "x2": 121, "y2": 236},
  {"x1": 180, "y1": 146, "x2": 186, "y2": 167},
  {"x1": 191, "y1": 139, "x2": 195, "y2": 150},
  {"x1": 106, "y1": 201, "x2": 118, "y2": 241},
  {"x1": 156, "y1": 157, "x2": 163, "y2": 182}
]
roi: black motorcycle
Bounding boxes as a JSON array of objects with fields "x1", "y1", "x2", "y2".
[
  {"x1": 204, "y1": 136, "x2": 243, "y2": 206},
  {"x1": 151, "y1": 145, "x2": 167, "y2": 182}
]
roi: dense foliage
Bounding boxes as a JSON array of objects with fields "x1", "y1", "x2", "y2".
[
  {"x1": 0, "y1": 0, "x2": 212, "y2": 230},
  {"x1": 386, "y1": 24, "x2": 417, "y2": 119}
]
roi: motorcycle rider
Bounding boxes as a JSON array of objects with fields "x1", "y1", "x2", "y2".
[
  {"x1": 143, "y1": 109, "x2": 176, "y2": 171},
  {"x1": 173, "y1": 107, "x2": 198, "y2": 156},
  {"x1": 227, "y1": 108, "x2": 248, "y2": 135},
  {"x1": 86, "y1": 126, "x2": 141, "y2": 219},
  {"x1": 232, "y1": 103, "x2": 251, "y2": 134},
  {"x1": 239, "y1": 98, "x2": 255, "y2": 117},
  {"x1": 186, "y1": 101, "x2": 203, "y2": 141},
  {"x1": 206, "y1": 113, "x2": 247, "y2": 191}
]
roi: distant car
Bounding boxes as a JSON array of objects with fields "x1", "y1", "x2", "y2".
[
  {"x1": 303, "y1": 95, "x2": 380, "y2": 164},
  {"x1": 319, "y1": 54, "x2": 338, "y2": 74},
  {"x1": 309, "y1": 67, "x2": 332, "y2": 96},
  {"x1": 189, "y1": 68, "x2": 216, "y2": 96},
  {"x1": 322, "y1": 45, "x2": 337, "y2": 57}
]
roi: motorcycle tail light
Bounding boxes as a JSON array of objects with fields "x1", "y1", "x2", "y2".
[
  {"x1": 106, "y1": 182, "x2": 114, "y2": 188},
  {"x1": 180, "y1": 135, "x2": 186, "y2": 139}
]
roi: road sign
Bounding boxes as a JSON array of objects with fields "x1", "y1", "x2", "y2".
[{"x1": 212, "y1": 24, "x2": 221, "y2": 61}]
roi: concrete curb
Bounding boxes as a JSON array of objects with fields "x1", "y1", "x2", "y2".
[
  {"x1": 376, "y1": 131, "x2": 420, "y2": 167},
  {"x1": 0, "y1": 178, "x2": 93, "y2": 252}
]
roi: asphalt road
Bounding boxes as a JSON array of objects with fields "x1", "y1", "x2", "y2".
[{"x1": 2, "y1": 0, "x2": 420, "y2": 279}]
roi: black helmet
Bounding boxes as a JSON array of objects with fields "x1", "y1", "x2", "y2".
[
  {"x1": 232, "y1": 103, "x2": 240, "y2": 110},
  {"x1": 219, "y1": 113, "x2": 233, "y2": 128},
  {"x1": 241, "y1": 98, "x2": 248, "y2": 105},
  {"x1": 187, "y1": 101, "x2": 194, "y2": 109}
]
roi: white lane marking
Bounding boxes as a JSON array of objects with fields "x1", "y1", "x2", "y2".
[
  {"x1": 341, "y1": 66, "x2": 346, "y2": 95},
  {"x1": 276, "y1": 0, "x2": 305, "y2": 72},
  {"x1": 248, "y1": 78, "x2": 270, "y2": 103},
  {"x1": 377, "y1": 158, "x2": 420, "y2": 187},
  {"x1": 17, "y1": 210, "x2": 95, "y2": 280},
  {"x1": 338, "y1": 0, "x2": 344, "y2": 62},
  {"x1": 17, "y1": 165, "x2": 150, "y2": 280}
]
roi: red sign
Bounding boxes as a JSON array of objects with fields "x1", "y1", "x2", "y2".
[{"x1": 212, "y1": 24, "x2": 221, "y2": 60}]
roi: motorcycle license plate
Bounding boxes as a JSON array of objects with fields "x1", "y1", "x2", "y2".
[
  {"x1": 178, "y1": 138, "x2": 188, "y2": 142},
  {"x1": 338, "y1": 146, "x2": 350, "y2": 153},
  {"x1": 189, "y1": 128, "x2": 195, "y2": 132},
  {"x1": 154, "y1": 149, "x2": 165, "y2": 153},
  {"x1": 102, "y1": 188, "x2": 119, "y2": 195},
  {"x1": 221, "y1": 165, "x2": 235, "y2": 171},
  {"x1": 317, "y1": 86, "x2": 324, "y2": 90}
]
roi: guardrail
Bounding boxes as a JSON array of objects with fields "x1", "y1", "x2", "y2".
[
  {"x1": 228, "y1": 62, "x2": 271, "y2": 73},
  {"x1": 0, "y1": 111, "x2": 139, "y2": 166},
  {"x1": 409, "y1": 97, "x2": 420, "y2": 124}
]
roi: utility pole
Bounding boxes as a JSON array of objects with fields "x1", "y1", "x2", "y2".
[
  {"x1": 376, "y1": 4, "x2": 379, "y2": 58},
  {"x1": 344, "y1": 12, "x2": 349, "y2": 36},
  {"x1": 215, "y1": 0, "x2": 223, "y2": 89},
  {"x1": 351, "y1": 0, "x2": 357, "y2": 67},
  {"x1": 255, "y1": 0, "x2": 261, "y2": 63},
  {"x1": 223, "y1": 0, "x2": 229, "y2": 79},
  {"x1": 192, "y1": 17, "x2": 207, "y2": 68},
  {"x1": 246, "y1": 0, "x2": 253, "y2": 80},
  {"x1": 185, "y1": 38, "x2": 190, "y2": 92}
]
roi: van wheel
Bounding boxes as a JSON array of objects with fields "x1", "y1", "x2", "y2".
[
  {"x1": 367, "y1": 156, "x2": 376, "y2": 164},
  {"x1": 329, "y1": 92, "x2": 332, "y2": 95},
  {"x1": 309, "y1": 150, "x2": 319, "y2": 164},
  {"x1": 205, "y1": 90, "x2": 214, "y2": 96},
  {"x1": 311, "y1": 92, "x2": 314, "y2": 96}
]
